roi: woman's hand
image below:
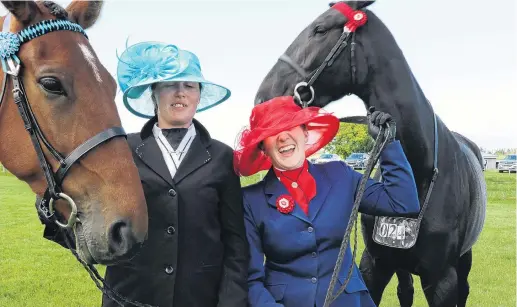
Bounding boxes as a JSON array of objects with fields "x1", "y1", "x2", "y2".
[{"x1": 367, "y1": 106, "x2": 396, "y2": 142}]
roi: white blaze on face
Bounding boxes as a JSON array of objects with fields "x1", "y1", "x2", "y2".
[{"x1": 78, "y1": 43, "x2": 102, "y2": 83}]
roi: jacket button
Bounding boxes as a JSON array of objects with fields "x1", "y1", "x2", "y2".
[
  {"x1": 167, "y1": 226, "x2": 176, "y2": 234},
  {"x1": 311, "y1": 277, "x2": 317, "y2": 283},
  {"x1": 165, "y1": 266, "x2": 174, "y2": 275},
  {"x1": 168, "y1": 189, "x2": 177, "y2": 197},
  {"x1": 308, "y1": 226, "x2": 314, "y2": 233},
  {"x1": 312, "y1": 252, "x2": 317, "y2": 257}
]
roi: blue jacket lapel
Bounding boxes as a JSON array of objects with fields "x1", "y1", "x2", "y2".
[
  {"x1": 264, "y1": 168, "x2": 311, "y2": 224},
  {"x1": 307, "y1": 162, "x2": 332, "y2": 222}
]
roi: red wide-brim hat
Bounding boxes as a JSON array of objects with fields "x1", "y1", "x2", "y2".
[{"x1": 233, "y1": 96, "x2": 340, "y2": 176}]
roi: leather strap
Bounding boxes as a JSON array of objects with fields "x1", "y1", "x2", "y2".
[{"x1": 55, "y1": 127, "x2": 126, "y2": 184}]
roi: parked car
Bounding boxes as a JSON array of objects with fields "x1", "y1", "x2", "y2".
[
  {"x1": 345, "y1": 152, "x2": 369, "y2": 170},
  {"x1": 498, "y1": 154, "x2": 516, "y2": 173},
  {"x1": 314, "y1": 153, "x2": 342, "y2": 164}
]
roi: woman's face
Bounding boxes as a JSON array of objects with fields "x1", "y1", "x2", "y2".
[
  {"x1": 263, "y1": 125, "x2": 308, "y2": 170},
  {"x1": 153, "y1": 81, "x2": 201, "y2": 128}
]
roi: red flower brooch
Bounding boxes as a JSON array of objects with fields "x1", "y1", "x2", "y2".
[{"x1": 276, "y1": 195, "x2": 295, "y2": 214}]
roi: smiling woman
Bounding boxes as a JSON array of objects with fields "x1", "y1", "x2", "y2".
[{"x1": 233, "y1": 95, "x2": 420, "y2": 307}]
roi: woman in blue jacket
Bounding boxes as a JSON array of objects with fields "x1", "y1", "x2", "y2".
[{"x1": 233, "y1": 96, "x2": 420, "y2": 307}]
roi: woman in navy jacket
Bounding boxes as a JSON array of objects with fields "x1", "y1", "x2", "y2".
[{"x1": 233, "y1": 96, "x2": 420, "y2": 307}]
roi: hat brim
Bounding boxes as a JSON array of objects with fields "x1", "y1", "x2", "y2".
[
  {"x1": 116, "y1": 41, "x2": 231, "y2": 119},
  {"x1": 233, "y1": 109, "x2": 340, "y2": 177},
  {"x1": 122, "y1": 75, "x2": 231, "y2": 119}
]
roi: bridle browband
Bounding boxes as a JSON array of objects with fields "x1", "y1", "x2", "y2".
[
  {"x1": 0, "y1": 14, "x2": 126, "y2": 229},
  {"x1": 278, "y1": 2, "x2": 367, "y2": 107}
]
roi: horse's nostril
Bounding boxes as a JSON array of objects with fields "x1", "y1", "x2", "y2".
[{"x1": 108, "y1": 219, "x2": 137, "y2": 256}]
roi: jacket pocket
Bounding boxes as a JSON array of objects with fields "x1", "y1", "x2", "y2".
[
  {"x1": 201, "y1": 264, "x2": 219, "y2": 270},
  {"x1": 197, "y1": 263, "x2": 221, "y2": 275},
  {"x1": 265, "y1": 284, "x2": 287, "y2": 302},
  {"x1": 338, "y1": 276, "x2": 369, "y2": 294}
]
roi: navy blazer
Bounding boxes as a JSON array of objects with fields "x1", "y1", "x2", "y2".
[{"x1": 242, "y1": 140, "x2": 419, "y2": 307}]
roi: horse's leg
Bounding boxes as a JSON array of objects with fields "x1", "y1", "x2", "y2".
[
  {"x1": 420, "y1": 266, "x2": 458, "y2": 307},
  {"x1": 457, "y1": 249, "x2": 473, "y2": 307},
  {"x1": 359, "y1": 249, "x2": 395, "y2": 306},
  {"x1": 395, "y1": 270, "x2": 414, "y2": 307}
]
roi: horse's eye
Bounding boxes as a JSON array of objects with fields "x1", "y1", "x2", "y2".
[
  {"x1": 314, "y1": 25, "x2": 328, "y2": 35},
  {"x1": 39, "y1": 77, "x2": 66, "y2": 96}
]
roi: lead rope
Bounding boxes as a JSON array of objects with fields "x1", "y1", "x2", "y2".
[
  {"x1": 295, "y1": 93, "x2": 390, "y2": 306},
  {"x1": 60, "y1": 228, "x2": 157, "y2": 307},
  {"x1": 322, "y1": 125, "x2": 391, "y2": 307}
]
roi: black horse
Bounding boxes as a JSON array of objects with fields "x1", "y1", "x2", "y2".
[{"x1": 254, "y1": 1, "x2": 487, "y2": 306}]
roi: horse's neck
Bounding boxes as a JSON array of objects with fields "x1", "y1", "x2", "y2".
[{"x1": 359, "y1": 55, "x2": 436, "y2": 184}]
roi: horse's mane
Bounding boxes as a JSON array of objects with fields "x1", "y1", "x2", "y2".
[{"x1": 41, "y1": 1, "x2": 68, "y2": 20}]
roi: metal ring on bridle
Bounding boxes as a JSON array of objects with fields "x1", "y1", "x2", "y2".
[
  {"x1": 48, "y1": 193, "x2": 78, "y2": 229},
  {"x1": 293, "y1": 81, "x2": 314, "y2": 107}
]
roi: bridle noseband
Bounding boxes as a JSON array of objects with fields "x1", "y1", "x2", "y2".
[
  {"x1": 0, "y1": 14, "x2": 126, "y2": 229},
  {"x1": 278, "y1": 2, "x2": 367, "y2": 107}
]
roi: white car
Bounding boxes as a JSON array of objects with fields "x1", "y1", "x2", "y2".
[
  {"x1": 314, "y1": 153, "x2": 342, "y2": 164},
  {"x1": 498, "y1": 154, "x2": 517, "y2": 173}
]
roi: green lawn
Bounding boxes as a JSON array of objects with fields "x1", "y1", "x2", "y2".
[{"x1": 0, "y1": 170, "x2": 515, "y2": 307}]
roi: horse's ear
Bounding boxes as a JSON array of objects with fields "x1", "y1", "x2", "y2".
[
  {"x1": 1, "y1": 1, "x2": 41, "y2": 26},
  {"x1": 65, "y1": 0, "x2": 104, "y2": 30}
]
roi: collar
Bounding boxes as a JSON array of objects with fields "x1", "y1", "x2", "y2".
[
  {"x1": 151, "y1": 121, "x2": 196, "y2": 140},
  {"x1": 140, "y1": 116, "x2": 212, "y2": 147},
  {"x1": 273, "y1": 159, "x2": 309, "y2": 179}
]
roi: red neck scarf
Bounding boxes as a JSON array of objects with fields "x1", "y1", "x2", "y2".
[{"x1": 274, "y1": 160, "x2": 317, "y2": 215}]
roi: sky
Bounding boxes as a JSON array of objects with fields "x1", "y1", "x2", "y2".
[{"x1": 1, "y1": 0, "x2": 516, "y2": 151}]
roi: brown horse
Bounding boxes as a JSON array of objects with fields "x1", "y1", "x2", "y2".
[{"x1": 0, "y1": 1, "x2": 148, "y2": 266}]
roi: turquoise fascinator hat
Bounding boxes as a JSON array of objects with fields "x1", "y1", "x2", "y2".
[{"x1": 117, "y1": 41, "x2": 231, "y2": 119}]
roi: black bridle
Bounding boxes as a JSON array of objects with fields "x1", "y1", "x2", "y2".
[
  {"x1": 278, "y1": 2, "x2": 367, "y2": 108},
  {"x1": 0, "y1": 15, "x2": 126, "y2": 229}
]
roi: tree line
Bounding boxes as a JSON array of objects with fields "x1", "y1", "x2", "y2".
[{"x1": 323, "y1": 123, "x2": 374, "y2": 159}]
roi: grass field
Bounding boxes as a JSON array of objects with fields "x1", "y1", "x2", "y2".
[{"x1": 0, "y1": 169, "x2": 515, "y2": 307}]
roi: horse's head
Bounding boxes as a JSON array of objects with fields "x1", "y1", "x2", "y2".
[
  {"x1": 0, "y1": 1, "x2": 148, "y2": 265},
  {"x1": 255, "y1": 1, "x2": 382, "y2": 108}
]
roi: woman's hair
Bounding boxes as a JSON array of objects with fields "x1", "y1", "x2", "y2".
[{"x1": 150, "y1": 82, "x2": 203, "y2": 114}]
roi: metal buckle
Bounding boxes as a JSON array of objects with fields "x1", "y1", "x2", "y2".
[
  {"x1": 5, "y1": 57, "x2": 20, "y2": 76},
  {"x1": 49, "y1": 193, "x2": 79, "y2": 229},
  {"x1": 293, "y1": 81, "x2": 314, "y2": 108}
]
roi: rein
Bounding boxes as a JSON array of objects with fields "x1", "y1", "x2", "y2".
[
  {"x1": 323, "y1": 111, "x2": 438, "y2": 307},
  {"x1": 324, "y1": 125, "x2": 389, "y2": 306},
  {"x1": 0, "y1": 14, "x2": 156, "y2": 307}
]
